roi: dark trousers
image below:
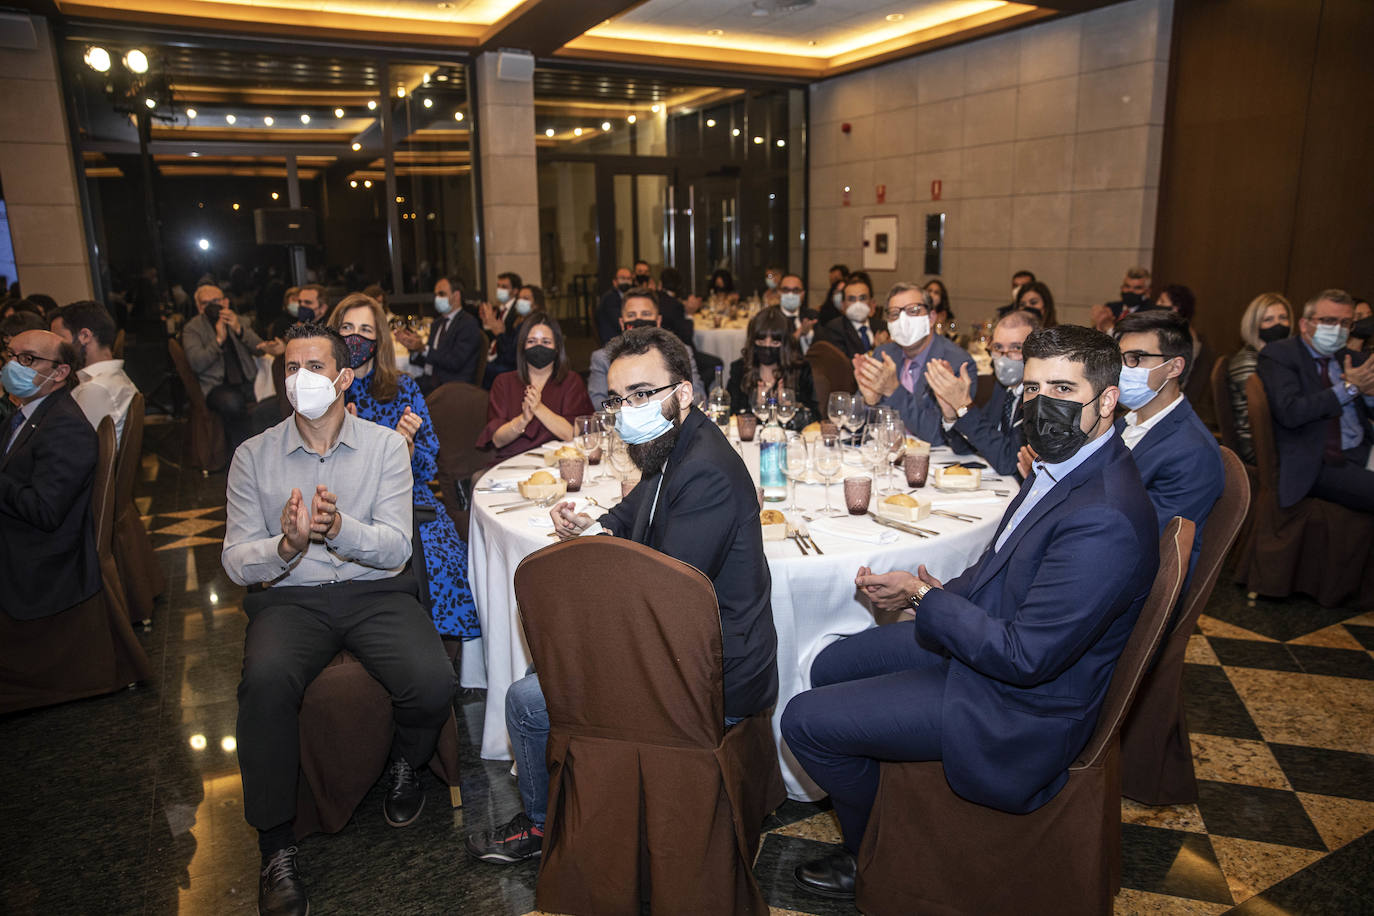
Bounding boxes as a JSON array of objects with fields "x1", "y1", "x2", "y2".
[
  {"x1": 236, "y1": 574, "x2": 456, "y2": 830},
  {"x1": 781, "y1": 621, "x2": 947, "y2": 853},
  {"x1": 206, "y1": 381, "x2": 255, "y2": 451},
  {"x1": 1310, "y1": 442, "x2": 1374, "y2": 513}
]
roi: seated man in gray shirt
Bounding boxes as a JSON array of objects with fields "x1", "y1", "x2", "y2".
[
  {"x1": 587, "y1": 287, "x2": 704, "y2": 408},
  {"x1": 223, "y1": 323, "x2": 456, "y2": 916}
]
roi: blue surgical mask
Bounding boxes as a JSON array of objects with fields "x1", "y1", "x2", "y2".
[
  {"x1": 495, "y1": 287, "x2": 512, "y2": 304},
  {"x1": 1, "y1": 359, "x2": 44, "y2": 399},
  {"x1": 780, "y1": 292, "x2": 801, "y2": 314},
  {"x1": 615, "y1": 385, "x2": 680, "y2": 445},
  {"x1": 434, "y1": 295, "x2": 452, "y2": 315},
  {"x1": 1311, "y1": 324, "x2": 1349, "y2": 355},
  {"x1": 1118, "y1": 363, "x2": 1164, "y2": 410},
  {"x1": 514, "y1": 298, "x2": 533, "y2": 317}
]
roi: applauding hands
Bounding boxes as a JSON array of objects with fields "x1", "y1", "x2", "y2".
[{"x1": 278, "y1": 485, "x2": 342, "y2": 561}]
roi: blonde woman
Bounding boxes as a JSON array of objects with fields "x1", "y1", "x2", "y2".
[
  {"x1": 1229, "y1": 292, "x2": 1293, "y2": 463},
  {"x1": 328, "y1": 293, "x2": 477, "y2": 640}
]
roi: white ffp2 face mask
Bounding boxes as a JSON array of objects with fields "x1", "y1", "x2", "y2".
[
  {"x1": 286, "y1": 367, "x2": 344, "y2": 420},
  {"x1": 888, "y1": 312, "x2": 931, "y2": 348}
]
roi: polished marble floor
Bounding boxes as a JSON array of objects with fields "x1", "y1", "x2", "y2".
[{"x1": 1, "y1": 418, "x2": 1371, "y2": 915}]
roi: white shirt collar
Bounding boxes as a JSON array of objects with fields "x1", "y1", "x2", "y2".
[
  {"x1": 77, "y1": 358, "x2": 125, "y2": 384},
  {"x1": 1122, "y1": 393, "x2": 1184, "y2": 450}
]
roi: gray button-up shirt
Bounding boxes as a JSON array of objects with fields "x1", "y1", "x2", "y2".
[{"x1": 223, "y1": 412, "x2": 413, "y2": 587}]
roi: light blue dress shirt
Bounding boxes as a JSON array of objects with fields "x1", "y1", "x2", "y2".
[
  {"x1": 1301, "y1": 338, "x2": 1374, "y2": 450},
  {"x1": 994, "y1": 426, "x2": 1117, "y2": 552}
]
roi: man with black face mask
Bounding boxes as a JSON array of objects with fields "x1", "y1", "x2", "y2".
[
  {"x1": 595, "y1": 266, "x2": 636, "y2": 345},
  {"x1": 586, "y1": 288, "x2": 704, "y2": 409},
  {"x1": 1091, "y1": 266, "x2": 1153, "y2": 332},
  {"x1": 782, "y1": 325, "x2": 1159, "y2": 902},
  {"x1": 466, "y1": 327, "x2": 778, "y2": 867}
]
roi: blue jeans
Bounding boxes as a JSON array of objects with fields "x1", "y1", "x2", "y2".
[{"x1": 506, "y1": 673, "x2": 748, "y2": 829}]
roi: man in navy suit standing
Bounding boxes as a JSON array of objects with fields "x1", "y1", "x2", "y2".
[
  {"x1": 1113, "y1": 309, "x2": 1224, "y2": 587},
  {"x1": 782, "y1": 325, "x2": 1158, "y2": 900},
  {"x1": 854, "y1": 282, "x2": 976, "y2": 445},
  {"x1": 1257, "y1": 289, "x2": 1374, "y2": 512}
]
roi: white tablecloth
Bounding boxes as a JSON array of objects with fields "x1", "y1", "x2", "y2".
[
  {"x1": 693, "y1": 326, "x2": 749, "y2": 367},
  {"x1": 467, "y1": 439, "x2": 1015, "y2": 800}
]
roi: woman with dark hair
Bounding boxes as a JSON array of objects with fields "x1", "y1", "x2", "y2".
[
  {"x1": 924, "y1": 277, "x2": 956, "y2": 334},
  {"x1": 1157, "y1": 282, "x2": 1215, "y2": 422},
  {"x1": 726, "y1": 306, "x2": 819, "y2": 431},
  {"x1": 479, "y1": 311, "x2": 594, "y2": 460},
  {"x1": 1015, "y1": 282, "x2": 1058, "y2": 327},
  {"x1": 329, "y1": 293, "x2": 477, "y2": 639},
  {"x1": 709, "y1": 268, "x2": 736, "y2": 296}
]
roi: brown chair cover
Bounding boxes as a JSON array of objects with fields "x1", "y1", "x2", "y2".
[
  {"x1": 1122, "y1": 448, "x2": 1251, "y2": 805},
  {"x1": 112, "y1": 328, "x2": 125, "y2": 359},
  {"x1": 272, "y1": 353, "x2": 290, "y2": 422},
  {"x1": 0, "y1": 417, "x2": 152, "y2": 713},
  {"x1": 293, "y1": 650, "x2": 463, "y2": 838},
  {"x1": 973, "y1": 371, "x2": 995, "y2": 407},
  {"x1": 1239, "y1": 374, "x2": 1374, "y2": 606},
  {"x1": 856, "y1": 518, "x2": 1195, "y2": 916},
  {"x1": 426, "y1": 381, "x2": 491, "y2": 533},
  {"x1": 1210, "y1": 355, "x2": 1241, "y2": 456},
  {"x1": 167, "y1": 337, "x2": 227, "y2": 473},
  {"x1": 112, "y1": 393, "x2": 164, "y2": 625},
  {"x1": 805, "y1": 340, "x2": 856, "y2": 417},
  {"x1": 514, "y1": 538, "x2": 785, "y2": 916}
]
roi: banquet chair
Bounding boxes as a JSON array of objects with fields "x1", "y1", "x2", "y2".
[
  {"x1": 271, "y1": 353, "x2": 290, "y2": 422},
  {"x1": 426, "y1": 380, "x2": 491, "y2": 533},
  {"x1": 0, "y1": 417, "x2": 152, "y2": 713},
  {"x1": 112, "y1": 393, "x2": 165, "y2": 626},
  {"x1": 855, "y1": 517, "x2": 1194, "y2": 916},
  {"x1": 805, "y1": 340, "x2": 856, "y2": 415},
  {"x1": 167, "y1": 337, "x2": 227, "y2": 474},
  {"x1": 1121, "y1": 448, "x2": 1250, "y2": 805},
  {"x1": 1210, "y1": 356, "x2": 1242, "y2": 457},
  {"x1": 112, "y1": 328, "x2": 125, "y2": 359},
  {"x1": 973, "y1": 371, "x2": 995, "y2": 407},
  {"x1": 514, "y1": 538, "x2": 785, "y2": 916},
  {"x1": 1238, "y1": 374, "x2": 1374, "y2": 607},
  {"x1": 293, "y1": 649, "x2": 464, "y2": 838}
]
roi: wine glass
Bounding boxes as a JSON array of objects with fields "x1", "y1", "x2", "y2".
[
  {"x1": 607, "y1": 431, "x2": 636, "y2": 486},
  {"x1": 859, "y1": 425, "x2": 886, "y2": 486},
  {"x1": 842, "y1": 403, "x2": 869, "y2": 458},
  {"x1": 827, "y1": 391, "x2": 852, "y2": 431},
  {"x1": 574, "y1": 415, "x2": 600, "y2": 483},
  {"x1": 775, "y1": 388, "x2": 797, "y2": 429},
  {"x1": 751, "y1": 386, "x2": 774, "y2": 424},
  {"x1": 879, "y1": 420, "x2": 906, "y2": 495},
  {"x1": 783, "y1": 433, "x2": 809, "y2": 513},
  {"x1": 813, "y1": 434, "x2": 844, "y2": 517}
]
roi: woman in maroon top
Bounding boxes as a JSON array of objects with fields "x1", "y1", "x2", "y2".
[{"x1": 478, "y1": 311, "x2": 594, "y2": 461}]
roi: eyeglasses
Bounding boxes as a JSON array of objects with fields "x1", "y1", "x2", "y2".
[
  {"x1": 1311, "y1": 317, "x2": 1354, "y2": 329},
  {"x1": 886, "y1": 304, "x2": 930, "y2": 320},
  {"x1": 1, "y1": 348, "x2": 60, "y2": 368},
  {"x1": 779, "y1": 286, "x2": 804, "y2": 294},
  {"x1": 990, "y1": 343, "x2": 1023, "y2": 357},
  {"x1": 600, "y1": 382, "x2": 679, "y2": 412},
  {"x1": 1121, "y1": 350, "x2": 1167, "y2": 368}
]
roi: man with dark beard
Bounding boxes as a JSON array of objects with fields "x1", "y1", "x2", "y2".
[{"x1": 465, "y1": 326, "x2": 777, "y2": 865}]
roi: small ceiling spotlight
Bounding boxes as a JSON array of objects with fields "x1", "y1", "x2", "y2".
[
  {"x1": 123, "y1": 48, "x2": 149, "y2": 74},
  {"x1": 83, "y1": 46, "x2": 111, "y2": 72}
]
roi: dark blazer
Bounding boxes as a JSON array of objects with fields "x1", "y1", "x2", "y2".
[
  {"x1": 595, "y1": 288, "x2": 624, "y2": 345},
  {"x1": 0, "y1": 389, "x2": 102, "y2": 619},
  {"x1": 948, "y1": 382, "x2": 1024, "y2": 476},
  {"x1": 1127, "y1": 398, "x2": 1224, "y2": 584},
  {"x1": 915, "y1": 433, "x2": 1158, "y2": 813},
  {"x1": 874, "y1": 335, "x2": 977, "y2": 445},
  {"x1": 1257, "y1": 336, "x2": 1374, "y2": 508},
  {"x1": 599, "y1": 408, "x2": 779, "y2": 719},
  {"x1": 725, "y1": 357, "x2": 820, "y2": 431},
  {"x1": 817, "y1": 314, "x2": 886, "y2": 359},
  {"x1": 410, "y1": 309, "x2": 483, "y2": 389},
  {"x1": 657, "y1": 292, "x2": 696, "y2": 350}
]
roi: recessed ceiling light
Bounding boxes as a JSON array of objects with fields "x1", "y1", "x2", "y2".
[
  {"x1": 752, "y1": 135, "x2": 764, "y2": 144},
  {"x1": 651, "y1": 104, "x2": 661, "y2": 113},
  {"x1": 185, "y1": 107, "x2": 197, "y2": 119},
  {"x1": 545, "y1": 128, "x2": 555, "y2": 137},
  {"x1": 627, "y1": 114, "x2": 637, "y2": 124},
  {"x1": 123, "y1": 49, "x2": 149, "y2": 74},
  {"x1": 271, "y1": 191, "x2": 279, "y2": 200},
  {"x1": 396, "y1": 196, "x2": 404, "y2": 203},
  {"x1": 83, "y1": 46, "x2": 111, "y2": 72},
  {"x1": 263, "y1": 116, "x2": 274, "y2": 126},
  {"x1": 396, "y1": 86, "x2": 406, "y2": 98},
  {"x1": 144, "y1": 97, "x2": 156, "y2": 109},
  {"x1": 232, "y1": 202, "x2": 240, "y2": 210},
  {"x1": 423, "y1": 98, "x2": 433, "y2": 108},
  {"x1": 367, "y1": 100, "x2": 378, "y2": 111},
  {"x1": 454, "y1": 111, "x2": 464, "y2": 121},
  {"x1": 350, "y1": 179, "x2": 358, "y2": 188},
  {"x1": 334, "y1": 107, "x2": 344, "y2": 118},
  {"x1": 886, "y1": 12, "x2": 904, "y2": 21},
  {"x1": 601, "y1": 121, "x2": 611, "y2": 131},
  {"x1": 776, "y1": 138, "x2": 786, "y2": 147},
  {"x1": 706, "y1": 118, "x2": 716, "y2": 127},
  {"x1": 363, "y1": 179, "x2": 372, "y2": 188},
  {"x1": 731, "y1": 128, "x2": 741, "y2": 137},
  {"x1": 351, "y1": 142, "x2": 361, "y2": 151},
  {"x1": 300, "y1": 114, "x2": 310, "y2": 124},
  {"x1": 225, "y1": 114, "x2": 236, "y2": 124},
  {"x1": 573, "y1": 127, "x2": 583, "y2": 136},
  {"x1": 422, "y1": 73, "x2": 430, "y2": 84},
  {"x1": 706, "y1": 28, "x2": 724, "y2": 37},
  {"x1": 844, "y1": 185, "x2": 851, "y2": 193}
]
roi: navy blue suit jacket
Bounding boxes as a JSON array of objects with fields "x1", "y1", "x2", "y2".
[
  {"x1": 410, "y1": 309, "x2": 483, "y2": 386},
  {"x1": 948, "y1": 382, "x2": 1023, "y2": 476},
  {"x1": 1126, "y1": 398, "x2": 1223, "y2": 586},
  {"x1": 874, "y1": 335, "x2": 976, "y2": 445},
  {"x1": 600, "y1": 408, "x2": 779, "y2": 719},
  {"x1": 914, "y1": 433, "x2": 1158, "y2": 813},
  {"x1": 1256, "y1": 336, "x2": 1374, "y2": 508}
]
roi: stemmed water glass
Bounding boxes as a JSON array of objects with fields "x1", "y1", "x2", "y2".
[
  {"x1": 751, "y1": 386, "x2": 775, "y2": 424},
  {"x1": 872, "y1": 407, "x2": 904, "y2": 494},
  {"x1": 775, "y1": 388, "x2": 797, "y2": 429},
  {"x1": 607, "y1": 431, "x2": 636, "y2": 490},
  {"x1": 574, "y1": 415, "x2": 601, "y2": 483},
  {"x1": 827, "y1": 391, "x2": 852, "y2": 436},
  {"x1": 859, "y1": 424, "x2": 886, "y2": 488},
  {"x1": 843, "y1": 402, "x2": 868, "y2": 455},
  {"x1": 782, "y1": 433, "x2": 809, "y2": 513},
  {"x1": 813, "y1": 434, "x2": 844, "y2": 517}
]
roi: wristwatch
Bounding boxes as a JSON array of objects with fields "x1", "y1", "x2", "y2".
[
  {"x1": 954, "y1": 404, "x2": 970, "y2": 419},
  {"x1": 907, "y1": 582, "x2": 934, "y2": 612}
]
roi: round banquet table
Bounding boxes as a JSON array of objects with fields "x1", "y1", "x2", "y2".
[
  {"x1": 693, "y1": 325, "x2": 748, "y2": 367},
  {"x1": 466, "y1": 437, "x2": 1016, "y2": 801}
]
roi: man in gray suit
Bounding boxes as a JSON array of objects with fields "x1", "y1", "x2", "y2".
[
  {"x1": 587, "y1": 288, "x2": 704, "y2": 408},
  {"x1": 182, "y1": 283, "x2": 267, "y2": 450}
]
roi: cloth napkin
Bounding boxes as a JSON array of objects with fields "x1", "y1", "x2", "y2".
[
  {"x1": 927, "y1": 490, "x2": 1007, "y2": 508},
  {"x1": 526, "y1": 497, "x2": 591, "y2": 530},
  {"x1": 809, "y1": 515, "x2": 899, "y2": 544}
]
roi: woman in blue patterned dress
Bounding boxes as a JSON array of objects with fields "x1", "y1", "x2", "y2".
[{"x1": 327, "y1": 293, "x2": 478, "y2": 640}]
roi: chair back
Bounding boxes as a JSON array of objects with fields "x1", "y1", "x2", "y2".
[
  {"x1": 1245, "y1": 373, "x2": 1281, "y2": 505},
  {"x1": 473, "y1": 340, "x2": 488, "y2": 385},
  {"x1": 514, "y1": 537, "x2": 724, "y2": 746},
  {"x1": 1173, "y1": 447, "x2": 1250, "y2": 635},
  {"x1": 112, "y1": 328, "x2": 126, "y2": 359},
  {"x1": 1211, "y1": 355, "x2": 1241, "y2": 455},
  {"x1": 167, "y1": 337, "x2": 208, "y2": 412},
  {"x1": 93, "y1": 417, "x2": 119, "y2": 557},
  {"x1": 114, "y1": 392, "x2": 145, "y2": 511},
  {"x1": 1073, "y1": 516, "x2": 1193, "y2": 771},
  {"x1": 805, "y1": 339, "x2": 856, "y2": 414},
  {"x1": 427, "y1": 381, "x2": 492, "y2": 484}
]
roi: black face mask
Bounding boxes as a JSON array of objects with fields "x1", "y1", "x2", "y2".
[
  {"x1": 616, "y1": 280, "x2": 632, "y2": 293},
  {"x1": 1120, "y1": 291, "x2": 1147, "y2": 309},
  {"x1": 634, "y1": 274, "x2": 651, "y2": 286},
  {"x1": 753, "y1": 345, "x2": 781, "y2": 367},
  {"x1": 524, "y1": 345, "x2": 557, "y2": 370},
  {"x1": 623, "y1": 319, "x2": 657, "y2": 331},
  {"x1": 1349, "y1": 317, "x2": 1374, "y2": 341},
  {"x1": 1258, "y1": 324, "x2": 1290, "y2": 344},
  {"x1": 1022, "y1": 393, "x2": 1100, "y2": 465}
]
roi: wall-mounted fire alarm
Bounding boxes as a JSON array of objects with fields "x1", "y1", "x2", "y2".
[{"x1": 841, "y1": 122, "x2": 851, "y2": 134}]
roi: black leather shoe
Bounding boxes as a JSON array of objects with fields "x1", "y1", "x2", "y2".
[
  {"x1": 794, "y1": 848, "x2": 857, "y2": 900},
  {"x1": 383, "y1": 758, "x2": 425, "y2": 827},
  {"x1": 259, "y1": 846, "x2": 308, "y2": 916}
]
